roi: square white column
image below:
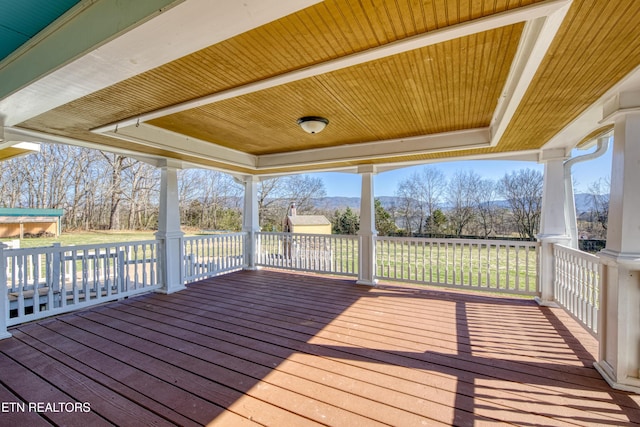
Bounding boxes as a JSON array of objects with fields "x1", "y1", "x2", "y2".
[
  {"x1": 536, "y1": 150, "x2": 571, "y2": 305},
  {"x1": 357, "y1": 166, "x2": 377, "y2": 286},
  {"x1": 155, "y1": 161, "x2": 185, "y2": 294},
  {"x1": 595, "y1": 105, "x2": 640, "y2": 393},
  {"x1": 241, "y1": 176, "x2": 260, "y2": 270}
]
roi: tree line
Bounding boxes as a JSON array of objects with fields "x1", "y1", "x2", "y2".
[
  {"x1": 0, "y1": 144, "x2": 609, "y2": 239},
  {"x1": 330, "y1": 168, "x2": 545, "y2": 240},
  {"x1": 0, "y1": 144, "x2": 327, "y2": 234}
]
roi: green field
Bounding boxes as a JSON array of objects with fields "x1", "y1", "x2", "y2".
[{"x1": 1, "y1": 231, "x2": 158, "y2": 248}]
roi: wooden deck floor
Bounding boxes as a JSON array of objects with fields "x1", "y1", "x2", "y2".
[{"x1": 1, "y1": 269, "x2": 639, "y2": 426}]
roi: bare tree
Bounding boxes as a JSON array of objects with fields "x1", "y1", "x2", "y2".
[
  {"x1": 395, "y1": 176, "x2": 422, "y2": 234},
  {"x1": 258, "y1": 175, "x2": 326, "y2": 231},
  {"x1": 178, "y1": 169, "x2": 242, "y2": 230},
  {"x1": 587, "y1": 177, "x2": 609, "y2": 238},
  {"x1": 122, "y1": 162, "x2": 159, "y2": 229},
  {"x1": 63, "y1": 148, "x2": 101, "y2": 230},
  {"x1": 498, "y1": 169, "x2": 543, "y2": 239},
  {"x1": 98, "y1": 153, "x2": 135, "y2": 230},
  {"x1": 395, "y1": 167, "x2": 445, "y2": 235},
  {"x1": 472, "y1": 178, "x2": 498, "y2": 238},
  {"x1": 446, "y1": 170, "x2": 479, "y2": 236}
]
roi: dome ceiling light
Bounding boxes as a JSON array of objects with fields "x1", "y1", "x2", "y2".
[{"x1": 297, "y1": 116, "x2": 329, "y2": 134}]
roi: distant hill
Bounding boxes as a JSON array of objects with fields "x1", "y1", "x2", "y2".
[
  {"x1": 312, "y1": 197, "x2": 361, "y2": 212},
  {"x1": 311, "y1": 193, "x2": 606, "y2": 214},
  {"x1": 574, "y1": 193, "x2": 608, "y2": 213},
  {"x1": 312, "y1": 196, "x2": 408, "y2": 212}
]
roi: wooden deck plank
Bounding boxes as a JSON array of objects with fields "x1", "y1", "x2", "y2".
[
  {"x1": 37, "y1": 317, "x2": 310, "y2": 427},
  {"x1": 63, "y1": 311, "x2": 408, "y2": 427},
  {"x1": 14, "y1": 322, "x2": 237, "y2": 426},
  {"x1": 119, "y1": 294, "x2": 581, "y2": 426},
  {"x1": 152, "y1": 280, "x2": 636, "y2": 422},
  {"x1": 171, "y1": 284, "x2": 606, "y2": 389},
  {"x1": 122, "y1": 284, "x2": 632, "y2": 424},
  {"x1": 0, "y1": 342, "x2": 112, "y2": 426},
  {"x1": 9, "y1": 326, "x2": 202, "y2": 427},
  {"x1": 116, "y1": 294, "x2": 615, "y2": 425},
  {"x1": 81, "y1": 302, "x2": 493, "y2": 426},
  {"x1": 1, "y1": 269, "x2": 639, "y2": 426},
  {"x1": 191, "y1": 277, "x2": 601, "y2": 375},
  {"x1": 0, "y1": 382, "x2": 53, "y2": 427},
  {"x1": 0, "y1": 335, "x2": 176, "y2": 427}
]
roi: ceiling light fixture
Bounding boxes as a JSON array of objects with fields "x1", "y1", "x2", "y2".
[{"x1": 297, "y1": 116, "x2": 329, "y2": 134}]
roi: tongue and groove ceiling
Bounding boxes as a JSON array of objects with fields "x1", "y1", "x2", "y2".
[{"x1": 1, "y1": 0, "x2": 639, "y2": 175}]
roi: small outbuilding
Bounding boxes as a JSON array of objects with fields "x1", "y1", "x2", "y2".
[
  {"x1": 0, "y1": 208, "x2": 63, "y2": 238},
  {"x1": 284, "y1": 204, "x2": 331, "y2": 235}
]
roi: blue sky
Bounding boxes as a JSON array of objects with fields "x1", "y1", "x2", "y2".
[{"x1": 310, "y1": 145, "x2": 613, "y2": 198}]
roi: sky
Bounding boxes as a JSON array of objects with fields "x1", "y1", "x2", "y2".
[{"x1": 309, "y1": 144, "x2": 613, "y2": 198}]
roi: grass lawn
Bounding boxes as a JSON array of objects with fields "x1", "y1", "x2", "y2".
[{"x1": 1, "y1": 230, "x2": 161, "y2": 248}]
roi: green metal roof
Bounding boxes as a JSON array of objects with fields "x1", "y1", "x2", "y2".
[
  {"x1": 0, "y1": 208, "x2": 63, "y2": 217},
  {"x1": 0, "y1": 0, "x2": 80, "y2": 62}
]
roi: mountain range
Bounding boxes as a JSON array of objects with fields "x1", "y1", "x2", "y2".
[{"x1": 310, "y1": 193, "x2": 604, "y2": 213}]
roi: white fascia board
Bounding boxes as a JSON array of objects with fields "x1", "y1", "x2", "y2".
[
  {"x1": 374, "y1": 149, "x2": 541, "y2": 173},
  {"x1": 103, "y1": 124, "x2": 257, "y2": 169},
  {"x1": 0, "y1": 139, "x2": 40, "y2": 153},
  {"x1": 490, "y1": 0, "x2": 572, "y2": 146},
  {"x1": 256, "y1": 128, "x2": 492, "y2": 169},
  {"x1": 0, "y1": 0, "x2": 321, "y2": 126},
  {"x1": 96, "y1": 0, "x2": 571, "y2": 132},
  {"x1": 3, "y1": 126, "x2": 167, "y2": 161},
  {"x1": 10, "y1": 142, "x2": 40, "y2": 153}
]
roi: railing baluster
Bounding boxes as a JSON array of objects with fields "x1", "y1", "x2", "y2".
[{"x1": 552, "y1": 244, "x2": 601, "y2": 337}]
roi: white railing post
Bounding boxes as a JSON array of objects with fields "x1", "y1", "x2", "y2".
[
  {"x1": 0, "y1": 243, "x2": 11, "y2": 339},
  {"x1": 51, "y1": 243, "x2": 61, "y2": 295}
]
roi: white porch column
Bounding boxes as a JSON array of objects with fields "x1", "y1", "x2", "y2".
[
  {"x1": 536, "y1": 149, "x2": 571, "y2": 306},
  {"x1": 594, "y1": 98, "x2": 640, "y2": 393},
  {"x1": 241, "y1": 176, "x2": 260, "y2": 270},
  {"x1": 357, "y1": 166, "x2": 377, "y2": 286},
  {"x1": 0, "y1": 243, "x2": 11, "y2": 339},
  {"x1": 155, "y1": 160, "x2": 186, "y2": 294}
]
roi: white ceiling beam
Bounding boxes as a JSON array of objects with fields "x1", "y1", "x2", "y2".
[
  {"x1": 93, "y1": 124, "x2": 491, "y2": 171},
  {"x1": 256, "y1": 128, "x2": 492, "y2": 169},
  {"x1": 3, "y1": 126, "x2": 168, "y2": 162},
  {"x1": 489, "y1": 0, "x2": 572, "y2": 146},
  {"x1": 103, "y1": 124, "x2": 257, "y2": 170},
  {"x1": 0, "y1": 0, "x2": 321, "y2": 127},
  {"x1": 94, "y1": 0, "x2": 572, "y2": 133},
  {"x1": 373, "y1": 149, "x2": 542, "y2": 173}
]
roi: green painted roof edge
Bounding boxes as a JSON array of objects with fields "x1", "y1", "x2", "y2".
[{"x1": 0, "y1": 208, "x2": 63, "y2": 217}]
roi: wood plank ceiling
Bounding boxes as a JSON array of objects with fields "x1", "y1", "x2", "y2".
[{"x1": 10, "y1": 0, "x2": 640, "y2": 175}]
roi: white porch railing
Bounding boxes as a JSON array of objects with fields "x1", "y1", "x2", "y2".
[
  {"x1": 553, "y1": 244, "x2": 601, "y2": 337},
  {"x1": 182, "y1": 233, "x2": 246, "y2": 282},
  {"x1": 2, "y1": 241, "x2": 160, "y2": 326},
  {"x1": 1, "y1": 232, "x2": 605, "y2": 338},
  {"x1": 256, "y1": 232, "x2": 358, "y2": 276},
  {"x1": 376, "y1": 236, "x2": 540, "y2": 296}
]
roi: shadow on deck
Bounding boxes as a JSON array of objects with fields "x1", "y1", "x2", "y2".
[{"x1": 0, "y1": 269, "x2": 638, "y2": 426}]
